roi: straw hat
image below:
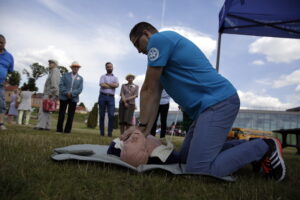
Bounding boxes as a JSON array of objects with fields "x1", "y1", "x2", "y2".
[
  {"x1": 48, "y1": 59, "x2": 58, "y2": 65},
  {"x1": 70, "y1": 61, "x2": 81, "y2": 68},
  {"x1": 126, "y1": 73, "x2": 135, "y2": 80}
]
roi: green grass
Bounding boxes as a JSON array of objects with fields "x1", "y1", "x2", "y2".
[{"x1": 1, "y1": 116, "x2": 300, "y2": 200}]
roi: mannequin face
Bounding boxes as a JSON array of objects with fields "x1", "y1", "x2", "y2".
[{"x1": 121, "y1": 128, "x2": 149, "y2": 167}]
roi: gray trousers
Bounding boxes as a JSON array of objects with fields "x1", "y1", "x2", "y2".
[{"x1": 36, "y1": 95, "x2": 52, "y2": 129}]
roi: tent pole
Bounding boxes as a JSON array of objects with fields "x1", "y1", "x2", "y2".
[{"x1": 215, "y1": 33, "x2": 222, "y2": 72}]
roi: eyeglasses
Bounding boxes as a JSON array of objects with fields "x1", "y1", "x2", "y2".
[{"x1": 132, "y1": 34, "x2": 143, "y2": 49}]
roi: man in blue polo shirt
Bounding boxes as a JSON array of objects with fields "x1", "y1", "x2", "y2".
[
  {"x1": 0, "y1": 34, "x2": 14, "y2": 130},
  {"x1": 129, "y1": 22, "x2": 286, "y2": 182}
]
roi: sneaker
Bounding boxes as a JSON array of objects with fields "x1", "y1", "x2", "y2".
[
  {"x1": 0, "y1": 125, "x2": 7, "y2": 130},
  {"x1": 262, "y1": 138, "x2": 286, "y2": 182}
]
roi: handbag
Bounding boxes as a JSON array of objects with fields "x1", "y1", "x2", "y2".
[{"x1": 42, "y1": 99, "x2": 56, "y2": 112}]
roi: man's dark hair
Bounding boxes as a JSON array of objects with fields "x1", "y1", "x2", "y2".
[
  {"x1": 105, "y1": 62, "x2": 112, "y2": 66},
  {"x1": 0, "y1": 34, "x2": 5, "y2": 40},
  {"x1": 129, "y1": 22, "x2": 158, "y2": 39}
]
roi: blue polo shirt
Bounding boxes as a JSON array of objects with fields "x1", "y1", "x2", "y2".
[
  {"x1": 147, "y1": 31, "x2": 236, "y2": 120},
  {"x1": 0, "y1": 49, "x2": 14, "y2": 84}
]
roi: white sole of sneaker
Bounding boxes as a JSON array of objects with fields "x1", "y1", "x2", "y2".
[{"x1": 271, "y1": 138, "x2": 286, "y2": 182}]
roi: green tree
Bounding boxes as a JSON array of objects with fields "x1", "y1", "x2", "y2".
[
  {"x1": 21, "y1": 78, "x2": 38, "y2": 91},
  {"x1": 78, "y1": 102, "x2": 86, "y2": 108},
  {"x1": 6, "y1": 71, "x2": 21, "y2": 86},
  {"x1": 27, "y1": 78, "x2": 38, "y2": 91},
  {"x1": 45, "y1": 65, "x2": 69, "y2": 75},
  {"x1": 23, "y1": 63, "x2": 47, "y2": 80},
  {"x1": 87, "y1": 103, "x2": 98, "y2": 128},
  {"x1": 113, "y1": 114, "x2": 119, "y2": 129},
  {"x1": 58, "y1": 66, "x2": 69, "y2": 75},
  {"x1": 22, "y1": 62, "x2": 47, "y2": 92}
]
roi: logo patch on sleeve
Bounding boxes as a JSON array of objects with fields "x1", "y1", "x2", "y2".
[{"x1": 148, "y1": 48, "x2": 159, "y2": 61}]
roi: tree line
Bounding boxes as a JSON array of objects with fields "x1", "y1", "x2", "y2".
[{"x1": 6, "y1": 62, "x2": 68, "y2": 91}]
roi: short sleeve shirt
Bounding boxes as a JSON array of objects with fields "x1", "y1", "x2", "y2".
[
  {"x1": 99, "y1": 74, "x2": 119, "y2": 95},
  {"x1": 0, "y1": 50, "x2": 14, "y2": 84},
  {"x1": 147, "y1": 31, "x2": 236, "y2": 120},
  {"x1": 120, "y1": 83, "x2": 139, "y2": 105}
]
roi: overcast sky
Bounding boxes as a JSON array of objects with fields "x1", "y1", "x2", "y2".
[{"x1": 1, "y1": 0, "x2": 300, "y2": 111}]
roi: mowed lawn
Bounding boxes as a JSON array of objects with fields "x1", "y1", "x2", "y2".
[{"x1": 1, "y1": 113, "x2": 300, "y2": 200}]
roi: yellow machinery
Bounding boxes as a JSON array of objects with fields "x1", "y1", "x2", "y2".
[{"x1": 228, "y1": 127, "x2": 273, "y2": 140}]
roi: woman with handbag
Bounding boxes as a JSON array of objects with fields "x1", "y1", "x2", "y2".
[{"x1": 34, "y1": 59, "x2": 60, "y2": 131}]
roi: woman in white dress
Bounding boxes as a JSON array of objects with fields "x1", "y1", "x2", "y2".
[{"x1": 18, "y1": 85, "x2": 33, "y2": 125}]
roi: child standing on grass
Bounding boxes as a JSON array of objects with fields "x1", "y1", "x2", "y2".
[{"x1": 18, "y1": 85, "x2": 33, "y2": 125}]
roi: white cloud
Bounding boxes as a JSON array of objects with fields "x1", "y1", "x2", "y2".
[
  {"x1": 249, "y1": 37, "x2": 300, "y2": 63},
  {"x1": 37, "y1": 0, "x2": 84, "y2": 25},
  {"x1": 237, "y1": 90, "x2": 294, "y2": 110},
  {"x1": 295, "y1": 84, "x2": 300, "y2": 92},
  {"x1": 15, "y1": 45, "x2": 72, "y2": 71},
  {"x1": 273, "y1": 69, "x2": 300, "y2": 88},
  {"x1": 127, "y1": 12, "x2": 134, "y2": 18},
  {"x1": 2, "y1": 15, "x2": 134, "y2": 110},
  {"x1": 255, "y1": 78, "x2": 272, "y2": 86},
  {"x1": 132, "y1": 74, "x2": 145, "y2": 89},
  {"x1": 252, "y1": 60, "x2": 265, "y2": 65},
  {"x1": 160, "y1": 26, "x2": 216, "y2": 58}
]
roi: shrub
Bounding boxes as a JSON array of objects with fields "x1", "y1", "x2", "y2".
[{"x1": 87, "y1": 103, "x2": 98, "y2": 128}]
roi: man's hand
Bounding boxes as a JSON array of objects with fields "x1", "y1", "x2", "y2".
[
  {"x1": 137, "y1": 126, "x2": 147, "y2": 136},
  {"x1": 67, "y1": 92, "x2": 72, "y2": 99},
  {"x1": 108, "y1": 82, "x2": 119, "y2": 88},
  {"x1": 100, "y1": 83, "x2": 111, "y2": 89},
  {"x1": 119, "y1": 128, "x2": 134, "y2": 141}
]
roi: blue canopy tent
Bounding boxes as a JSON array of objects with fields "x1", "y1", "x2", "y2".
[{"x1": 216, "y1": 0, "x2": 300, "y2": 71}]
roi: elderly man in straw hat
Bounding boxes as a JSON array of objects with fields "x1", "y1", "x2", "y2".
[
  {"x1": 35, "y1": 59, "x2": 60, "y2": 130},
  {"x1": 56, "y1": 61, "x2": 83, "y2": 133},
  {"x1": 119, "y1": 73, "x2": 139, "y2": 134}
]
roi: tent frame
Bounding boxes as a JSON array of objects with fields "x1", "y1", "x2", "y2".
[{"x1": 216, "y1": 11, "x2": 300, "y2": 71}]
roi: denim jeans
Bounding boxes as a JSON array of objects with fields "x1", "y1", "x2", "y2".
[
  {"x1": 98, "y1": 94, "x2": 115, "y2": 136},
  {"x1": 179, "y1": 93, "x2": 269, "y2": 177}
]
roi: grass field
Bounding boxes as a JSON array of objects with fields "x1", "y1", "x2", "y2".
[{"x1": 1, "y1": 113, "x2": 300, "y2": 200}]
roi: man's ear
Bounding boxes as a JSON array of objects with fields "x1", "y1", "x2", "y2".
[{"x1": 143, "y1": 30, "x2": 152, "y2": 38}]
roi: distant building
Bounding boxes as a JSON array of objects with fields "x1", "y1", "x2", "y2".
[
  {"x1": 137, "y1": 108, "x2": 300, "y2": 132},
  {"x1": 286, "y1": 107, "x2": 300, "y2": 112},
  {"x1": 4, "y1": 83, "x2": 18, "y2": 102},
  {"x1": 32, "y1": 93, "x2": 43, "y2": 108},
  {"x1": 76, "y1": 105, "x2": 88, "y2": 114},
  {"x1": 234, "y1": 109, "x2": 300, "y2": 131}
]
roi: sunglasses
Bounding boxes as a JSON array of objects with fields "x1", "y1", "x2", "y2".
[{"x1": 133, "y1": 34, "x2": 143, "y2": 48}]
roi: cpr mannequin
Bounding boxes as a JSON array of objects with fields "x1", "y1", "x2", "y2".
[{"x1": 107, "y1": 127, "x2": 179, "y2": 167}]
